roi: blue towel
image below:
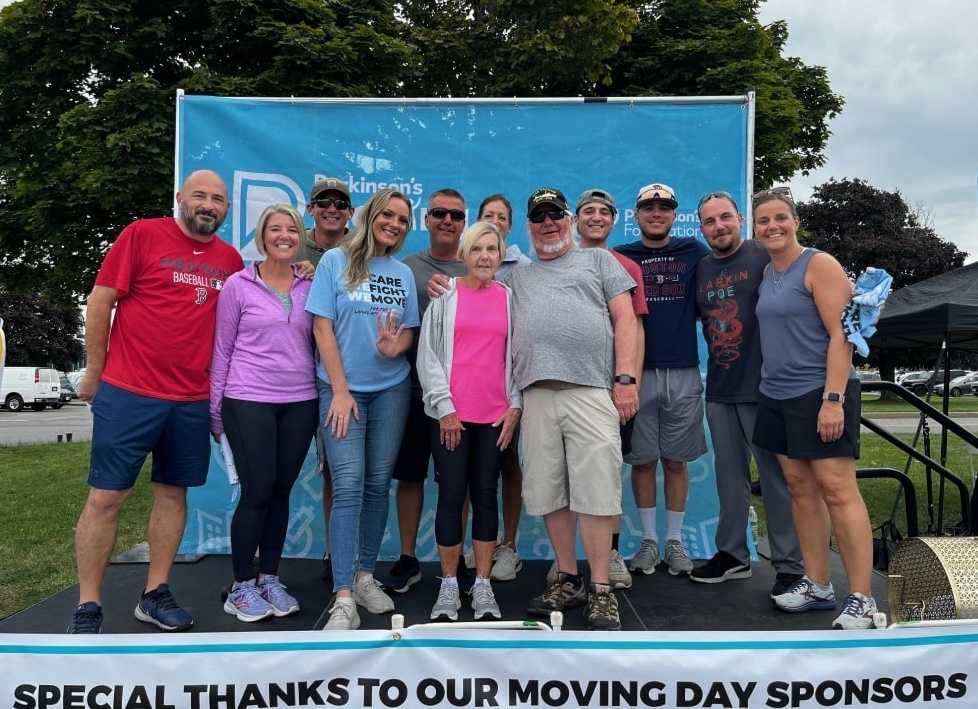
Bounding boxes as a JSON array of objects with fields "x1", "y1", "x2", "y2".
[{"x1": 842, "y1": 267, "x2": 893, "y2": 357}]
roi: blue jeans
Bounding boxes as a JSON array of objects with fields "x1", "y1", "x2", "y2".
[{"x1": 318, "y1": 377, "x2": 410, "y2": 592}]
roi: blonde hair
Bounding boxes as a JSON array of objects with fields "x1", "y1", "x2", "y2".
[
  {"x1": 342, "y1": 189, "x2": 412, "y2": 290},
  {"x1": 457, "y1": 220, "x2": 504, "y2": 261},
  {"x1": 254, "y1": 204, "x2": 305, "y2": 257}
]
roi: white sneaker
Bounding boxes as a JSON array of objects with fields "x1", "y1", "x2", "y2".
[
  {"x1": 490, "y1": 544, "x2": 523, "y2": 581},
  {"x1": 833, "y1": 592, "x2": 878, "y2": 630},
  {"x1": 608, "y1": 549, "x2": 633, "y2": 589},
  {"x1": 628, "y1": 539, "x2": 660, "y2": 574},
  {"x1": 324, "y1": 598, "x2": 360, "y2": 630},
  {"x1": 471, "y1": 579, "x2": 502, "y2": 620},
  {"x1": 430, "y1": 577, "x2": 461, "y2": 621},
  {"x1": 774, "y1": 576, "x2": 836, "y2": 613},
  {"x1": 354, "y1": 573, "x2": 395, "y2": 614}
]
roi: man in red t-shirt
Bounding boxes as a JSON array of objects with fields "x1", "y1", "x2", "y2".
[
  {"x1": 68, "y1": 170, "x2": 243, "y2": 634},
  {"x1": 573, "y1": 188, "x2": 648, "y2": 591}
]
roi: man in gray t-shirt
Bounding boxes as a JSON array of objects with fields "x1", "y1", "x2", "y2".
[
  {"x1": 690, "y1": 192, "x2": 803, "y2": 595},
  {"x1": 513, "y1": 187, "x2": 638, "y2": 631}
]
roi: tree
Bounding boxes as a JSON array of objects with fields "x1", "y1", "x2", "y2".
[
  {"x1": 606, "y1": 0, "x2": 844, "y2": 189},
  {"x1": 797, "y1": 178, "x2": 967, "y2": 290},
  {"x1": 0, "y1": 0, "x2": 412, "y2": 301},
  {"x1": 1, "y1": 291, "x2": 84, "y2": 371}
]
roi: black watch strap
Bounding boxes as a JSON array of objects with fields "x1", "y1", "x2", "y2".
[{"x1": 614, "y1": 374, "x2": 636, "y2": 385}]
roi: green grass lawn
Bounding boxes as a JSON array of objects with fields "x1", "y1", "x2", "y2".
[
  {"x1": 861, "y1": 392, "x2": 978, "y2": 414},
  {"x1": 0, "y1": 442, "x2": 152, "y2": 620}
]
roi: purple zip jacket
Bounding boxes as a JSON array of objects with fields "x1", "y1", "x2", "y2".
[{"x1": 209, "y1": 263, "x2": 317, "y2": 434}]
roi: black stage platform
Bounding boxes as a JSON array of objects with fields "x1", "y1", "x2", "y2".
[{"x1": 0, "y1": 550, "x2": 888, "y2": 634}]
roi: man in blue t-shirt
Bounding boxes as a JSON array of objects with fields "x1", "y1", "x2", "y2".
[{"x1": 615, "y1": 182, "x2": 709, "y2": 578}]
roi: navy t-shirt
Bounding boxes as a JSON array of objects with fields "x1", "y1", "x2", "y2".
[{"x1": 616, "y1": 237, "x2": 709, "y2": 369}]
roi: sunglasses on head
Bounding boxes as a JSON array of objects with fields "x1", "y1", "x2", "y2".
[
  {"x1": 428, "y1": 207, "x2": 466, "y2": 222},
  {"x1": 312, "y1": 197, "x2": 350, "y2": 211},
  {"x1": 528, "y1": 209, "x2": 567, "y2": 224}
]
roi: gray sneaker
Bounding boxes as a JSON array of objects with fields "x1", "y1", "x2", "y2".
[
  {"x1": 608, "y1": 549, "x2": 633, "y2": 589},
  {"x1": 664, "y1": 539, "x2": 693, "y2": 576},
  {"x1": 354, "y1": 574, "x2": 395, "y2": 614},
  {"x1": 832, "y1": 592, "x2": 877, "y2": 630},
  {"x1": 471, "y1": 580, "x2": 502, "y2": 620},
  {"x1": 774, "y1": 576, "x2": 836, "y2": 613},
  {"x1": 430, "y1": 578, "x2": 461, "y2": 621},
  {"x1": 490, "y1": 544, "x2": 523, "y2": 581},
  {"x1": 628, "y1": 539, "x2": 660, "y2": 575},
  {"x1": 324, "y1": 598, "x2": 360, "y2": 630}
]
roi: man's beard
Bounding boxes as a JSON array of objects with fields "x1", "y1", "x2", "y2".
[
  {"x1": 180, "y1": 205, "x2": 222, "y2": 235},
  {"x1": 538, "y1": 234, "x2": 573, "y2": 254}
]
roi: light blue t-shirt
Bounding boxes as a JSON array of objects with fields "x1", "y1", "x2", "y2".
[{"x1": 305, "y1": 248, "x2": 420, "y2": 392}]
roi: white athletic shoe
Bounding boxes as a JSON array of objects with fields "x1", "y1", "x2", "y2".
[
  {"x1": 608, "y1": 549, "x2": 633, "y2": 589},
  {"x1": 354, "y1": 574, "x2": 395, "y2": 614},
  {"x1": 490, "y1": 544, "x2": 523, "y2": 581},
  {"x1": 833, "y1": 592, "x2": 878, "y2": 630},
  {"x1": 324, "y1": 598, "x2": 360, "y2": 630},
  {"x1": 430, "y1": 578, "x2": 461, "y2": 621}
]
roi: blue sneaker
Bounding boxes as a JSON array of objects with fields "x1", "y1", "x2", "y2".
[
  {"x1": 224, "y1": 579, "x2": 275, "y2": 622},
  {"x1": 259, "y1": 575, "x2": 300, "y2": 617},
  {"x1": 134, "y1": 584, "x2": 194, "y2": 631},
  {"x1": 67, "y1": 602, "x2": 103, "y2": 634}
]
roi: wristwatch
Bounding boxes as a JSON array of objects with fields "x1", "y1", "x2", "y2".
[
  {"x1": 614, "y1": 374, "x2": 637, "y2": 385},
  {"x1": 822, "y1": 391, "x2": 845, "y2": 404}
]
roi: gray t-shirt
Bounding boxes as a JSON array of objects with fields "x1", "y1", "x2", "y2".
[
  {"x1": 295, "y1": 228, "x2": 346, "y2": 267},
  {"x1": 402, "y1": 249, "x2": 469, "y2": 395},
  {"x1": 506, "y1": 247, "x2": 635, "y2": 391},
  {"x1": 695, "y1": 239, "x2": 769, "y2": 403}
]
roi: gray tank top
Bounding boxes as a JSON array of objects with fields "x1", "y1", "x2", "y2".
[{"x1": 756, "y1": 248, "x2": 831, "y2": 399}]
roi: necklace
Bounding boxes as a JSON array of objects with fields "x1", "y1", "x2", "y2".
[{"x1": 770, "y1": 247, "x2": 805, "y2": 291}]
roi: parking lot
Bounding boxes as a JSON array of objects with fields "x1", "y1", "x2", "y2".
[{"x1": 0, "y1": 401, "x2": 93, "y2": 446}]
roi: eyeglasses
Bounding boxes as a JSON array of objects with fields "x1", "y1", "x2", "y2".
[
  {"x1": 428, "y1": 207, "x2": 466, "y2": 222},
  {"x1": 696, "y1": 191, "x2": 739, "y2": 211},
  {"x1": 312, "y1": 197, "x2": 350, "y2": 211},
  {"x1": 528, "y1": 210, "x2": 568, "y2": 224}
]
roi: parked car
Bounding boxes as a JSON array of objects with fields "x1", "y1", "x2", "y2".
[
  {"x1": 59, "y1": 373, "x2": 78, "y2": 402},
  {"x1": 0, "y1": 366, "x2": 62, "y2": 411},
  {"x1": 857, "y1": 369, "x2": 881, "y2": 382},
  {"x1": 896, "y1": 370, "x2": 928, "y2": 385},
  {"x1": 933, "y1": 371, "x2": 978, "y2": 397},
  {"x1": 901, "y1": 369, "x2": 968, "y2": 397}
]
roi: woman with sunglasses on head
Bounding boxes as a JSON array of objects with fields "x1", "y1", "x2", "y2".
[
  {"x1": 418, "y1": 221, "x2": 522, "y2": 621},
  {"x1": 478, "y1": 194, "x2": 531, "y2": 281},
  {"x1": 210, "y1": 204, "x2": 319, "y2": 623},
  {"x1": 306, "y1": 189, "x2": 420, "y2": 630},
  {"x1": 751, "y1": 190, "x2": 876, "y2": 630}
]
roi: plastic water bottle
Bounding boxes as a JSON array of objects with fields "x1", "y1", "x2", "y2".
[{"x1": 748, "y1": 505, "x2": 759, "y2": 541}]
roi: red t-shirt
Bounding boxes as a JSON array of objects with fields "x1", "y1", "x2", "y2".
[
  {"x1": 96, "y1": 217, "x2": 244, "y2": 401},
  {"x1": 611, "y1": 250, "x2": 649, "y2": 316}
]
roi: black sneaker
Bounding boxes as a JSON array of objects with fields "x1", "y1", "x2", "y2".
[
  {"x1": 381, "y1": 554, "x2": 422, "y2": 594},
  {"x1": 134, "y1": 584, "x2": 193, "y2": 631},
  {"x1": 586, "y1": 584, "x2": 621, "y2": 631},
  {"x1": 771, "y1": 572, "x2": 805, "y2": 599},
  {"x1": 527, "y1": 572, "x2": 586, "y2": 618},
  {"x1": 690, "y1": 551, "x2": 752, "y2": 584},
  {"x1": 67, "y1": 602, "x2": 103, "y2": 634},
  {"x1": 321, "y1": 553, "x2": 332, "y2": 583}
]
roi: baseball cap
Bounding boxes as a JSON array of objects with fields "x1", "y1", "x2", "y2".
[
  {"x1": 310, "y1": 176, "x2": 351, "y2": 202},
  {"x1": 526, "y1": 187, "x2": 569, "y2": 215},
  {"x1": 576, "y1": 188, "x2": 617, "y2": 216},
  {"x1": 636, "y1": 182, "x2": 678, "y2": 209}
]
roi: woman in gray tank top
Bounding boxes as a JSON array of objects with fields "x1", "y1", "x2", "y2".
[{"x1": 751, "y1": 190, "x2": 877, "y2": 630}]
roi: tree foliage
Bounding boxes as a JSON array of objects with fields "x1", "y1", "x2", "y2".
[
  {"x1": 798, "y1": 178, "x2": 967, "y2": 290},
  {"x1": 0, "y1": 0, "x2": 843, "y2": 301},
  {"x1": 1, "y1": 291, "x2": 84, "y2": 370}
]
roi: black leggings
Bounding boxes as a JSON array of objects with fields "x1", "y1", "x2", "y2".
[
  {"x1": 222, "y1": 397, "x2": 318, "y2": 581},
  {"x1": 430, "y1": 420, "x2": 502, "y2": 547}
]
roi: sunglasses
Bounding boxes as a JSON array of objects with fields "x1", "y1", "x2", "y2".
[
  {"x1": 753, "y1": 187, "x2": 794, "y2": 204},
  {"x1": 312, "y1": 197, "x2": 351, "y2": 211},
  {"x1": 428, "y1": 207, "x2": 466, "y2": 222},
  {"x1": 697, "y1": 191, "x2": 737, "y2": 209},
  {"x1": 528, "y1": 209, "x2": 568, "y2": 224}
]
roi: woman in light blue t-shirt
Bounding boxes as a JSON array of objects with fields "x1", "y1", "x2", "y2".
[{"x1": 306, "y1": 188, "x2": 420, "y2": 630}]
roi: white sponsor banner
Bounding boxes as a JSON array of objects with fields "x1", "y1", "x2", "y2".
[{"x1": 3, "y1": 626, "x2": 977, "y2": 708}]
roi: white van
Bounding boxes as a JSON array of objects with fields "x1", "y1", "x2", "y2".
[{"x1": 0, "y1": 366, "x2": 63, "y2": 412}]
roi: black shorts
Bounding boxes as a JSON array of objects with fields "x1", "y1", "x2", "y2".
[
  {"x1": 392, "y1": 395, "x2": 434, "y2": 482},
  {"x1": 753, "y1": 379, "x2": 860, "y2": 460}
]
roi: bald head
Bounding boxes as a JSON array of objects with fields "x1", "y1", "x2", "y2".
[{"x1": 176, "y1": 170, "x2": 229, "y2": 239}]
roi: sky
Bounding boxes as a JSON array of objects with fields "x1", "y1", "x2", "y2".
[
  {"x1": 758, "y1": 0, "x2": 978, "y2": 261},
  {"x1": 1, "y1": 0, "x2": 974, "y2": 258}
]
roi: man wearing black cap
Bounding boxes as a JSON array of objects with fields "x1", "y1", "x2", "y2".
[
  {"x1": 512, "y1": 187, "x2": 638, "y2": 630},
  {"x1": 616, "y1": 182, "x2": 709, "y2": 579}
]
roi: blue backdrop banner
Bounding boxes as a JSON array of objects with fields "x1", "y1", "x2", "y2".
[{"x1": 175, "y1": 95, "x2": 753, "y2": 564}]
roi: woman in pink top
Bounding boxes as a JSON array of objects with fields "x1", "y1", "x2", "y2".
[{"x1": 417, "y1": 221, "x2": 521, "y2": 622}]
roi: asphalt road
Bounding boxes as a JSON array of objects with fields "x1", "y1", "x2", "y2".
[
  {"x1": 2, "y1": 402, "x2": 977, "y2": 447},
  {"x1": 0, "y1": 401, "x2": 93, "y2": 446}
]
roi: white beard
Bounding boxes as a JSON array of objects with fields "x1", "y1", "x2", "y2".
[{"x1": 538, "y1": 235, "x2": 573, "y2": 254}]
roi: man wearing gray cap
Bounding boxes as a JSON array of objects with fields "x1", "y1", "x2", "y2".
[
  {"x1": 615, "y1": 182, "x2": 709, "y2": 578},
  {"x1": 512, "y1": 187, "x2": 638, "y2": 630}
]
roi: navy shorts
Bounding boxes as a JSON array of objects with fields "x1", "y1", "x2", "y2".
[
  {"x1": 753, "y1": 379, "x2": 861, "y2": 460},
  {"x1": 392, "y1": 395, "x2": 434, "y2": 482},
  {"x1": 88, "y1": 381, "x2": 211, "y2": 490}
]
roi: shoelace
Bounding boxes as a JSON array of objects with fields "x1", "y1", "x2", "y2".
[
  {"x1": 787, "y1": 578, "x2": 817, "y2": 598},
  {"x1": 435, "y1": 579, "x2": 459, "y2": 607},
  {"x1": 261, "y1": 579, "x2": 291, "y2": 604},
  {"x1": 329, "y1": 602, "x2": 356, "y2": 622},
  {"x1": 233, "y1": 583, "x2": 266, "y2": 608},
  {"x1": 638, "y1": 539, "x2": 657, "y2": 556},
  {"x1": 151, "y1": 589, "x2": 180, "y2": 612},
  {"x1": 589, "y1": 591, "x2": 616, "y2": 616},
  {"x1": 841, "y1": 594, "x2": 867, "y2": 617},
  {"x1": 72, "y1": 608, "x2": 101, "y2": 632},
  {"x1": 472, "y1": 583, "x2": 496, "y2": 607}
]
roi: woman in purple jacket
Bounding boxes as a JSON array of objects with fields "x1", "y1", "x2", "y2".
[{"x1": 210, "y1": 204, "x2": 319, "y2": 623}]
